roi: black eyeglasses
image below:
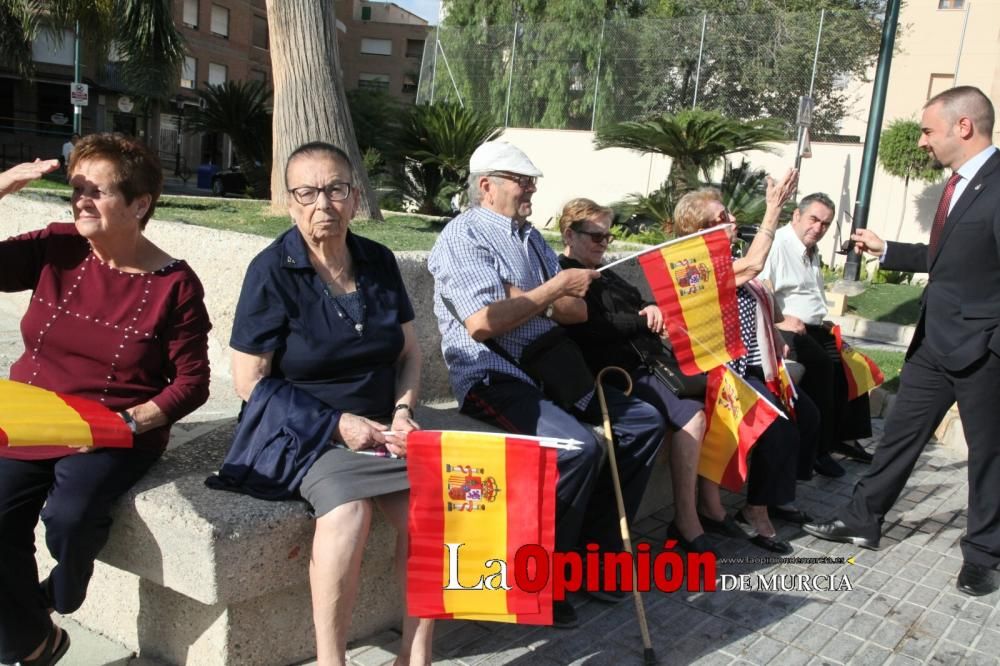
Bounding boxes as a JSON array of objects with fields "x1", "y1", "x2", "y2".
[
  {"x1": 287, "y1": 182, "x2": 352, "y2": 205},
  {"x1": 572, "y1": 227, "x2": 614, "y2": 244},
  {"x1": 489, "y1": 172, "x2": 537, "y2": 189}
]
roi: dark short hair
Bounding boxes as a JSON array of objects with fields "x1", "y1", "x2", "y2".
[
  {"x1": 68, "y1": 132, "x2": 162, "y2": 229},
  {"x1": 284, "y1": 142, "x2": 353, "y2": 188},
  {"x1": 925, "y1": 85, "x2": 995, "y2": 136},
  {"x1": 797, "y1": 192, "x2": 835, "y2": 217}
]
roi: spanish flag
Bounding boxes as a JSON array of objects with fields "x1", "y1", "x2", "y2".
[
  {"x1": 832, "y1": 326, "x2": 884, "y2": 400},
  {"x1": 0, "y1": 379, "x2": 132, "y2": 453},
  {"x1": 635, "y1": 227, "x2": 746, "y2": 375},
  {"x1": 698, "y1": 367, "x2": 782, "y2": 492},
  {"x1": 407, "y1": 430, "x2": 559, "y2": 624}
]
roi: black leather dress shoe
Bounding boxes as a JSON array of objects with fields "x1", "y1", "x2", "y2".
[
  {"x1": 813, "y1": 453, "x2": 846, "y2": 478},
  {"x1": 832, "y1": 440, "x2": 874, "y2": 464},
  {"x1": 768, "y1": 505, "x2": 814, "y2": 525},
  {"x1": 957, "y1": 562, "x2": 1000, "y2": 596},
  {"x1": 802, "y1": 519, "x2": 880, "y2": 550}
]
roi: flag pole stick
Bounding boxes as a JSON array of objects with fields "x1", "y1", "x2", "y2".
[{"x1": 594, "y1": 367, "x2": 656, "y2": 666}]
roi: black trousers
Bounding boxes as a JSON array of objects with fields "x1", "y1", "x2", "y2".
[
  {"x1": 462, "y1": 374, "x2": 665, "y2": 553},
  {"x1": 838, "y1": 342, "x2": 1000, "y2": 568},
  {"x1": 0, "y1": 448, "x2": 159, "y2": 663},
  {"x1": 781, "y1": 325, "x2": 872, "y2": 458},
  {"x1": 742, "y1": 373, "x2": 820, "y2": 507}
]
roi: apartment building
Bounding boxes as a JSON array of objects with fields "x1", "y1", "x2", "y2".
[{"x1": 335, "y1": 0, "x2": 430, "y2": 102}]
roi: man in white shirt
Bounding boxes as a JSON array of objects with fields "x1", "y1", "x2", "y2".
[
  {"x1": 761, "y1": 193, "x2": 873, "y2": 480},
  {"x1": 61, "y1": 134, "x2": 79, "y2": 172}
]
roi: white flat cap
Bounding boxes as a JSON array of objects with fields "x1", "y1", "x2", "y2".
[{"x1": 469, "y1": 141, "x2": 543, "y2": 177}]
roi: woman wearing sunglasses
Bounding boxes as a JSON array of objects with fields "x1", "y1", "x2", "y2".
[{"x1": 557, "y1": 198, "x2": 716, "y2": 554}]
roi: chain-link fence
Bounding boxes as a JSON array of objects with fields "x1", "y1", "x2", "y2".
[{"x1": 416, "y1": 10, "x2": 881, "y2": 137}]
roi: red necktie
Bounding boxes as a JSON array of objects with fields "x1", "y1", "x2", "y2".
[{"x1": 929, "y1": 172, "x2": 962, "y2": 255}]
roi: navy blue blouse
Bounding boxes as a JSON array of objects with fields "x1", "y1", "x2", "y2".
[{"x1": 230, "y1": 226, "x2": 415, "y2": 418}]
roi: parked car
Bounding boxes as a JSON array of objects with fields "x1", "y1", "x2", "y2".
[{"x1": 211, "y1": 166, "x2": 248, "y2": 197}]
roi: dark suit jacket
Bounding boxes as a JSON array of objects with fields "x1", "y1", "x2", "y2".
[{"x1": 883, "y1": 149, "x2": 1000, "y2": 372}]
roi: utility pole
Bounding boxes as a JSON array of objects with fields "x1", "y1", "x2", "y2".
[{"x1": 840, "y1": 0, "x2": 902, "y2": 287}]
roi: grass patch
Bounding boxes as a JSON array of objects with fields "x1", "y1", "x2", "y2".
[
  {"x1": 856, "y1": 347, "x2": 905, "y2": 393},
  {"x1": 28, "y1": 176, "x2": 71, "y2": 191},
  {"x1": 846, "y1": 283, "x2": 922, "y2": 326}
]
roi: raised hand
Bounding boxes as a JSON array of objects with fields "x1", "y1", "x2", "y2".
[{"x1": 0, "y1": 159, "x2": 61, "y2": 198}]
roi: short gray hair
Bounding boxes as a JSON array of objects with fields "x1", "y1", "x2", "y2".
[
  {"x1": 797, "y1": 192, "x2": 835, "y2": 217},
  {"x1": 467, "y1": 172, "x2": 490, "y2": 207}
]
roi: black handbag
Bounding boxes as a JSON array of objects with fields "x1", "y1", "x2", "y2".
[
  {"x1": 630, "y1": 339, "x2": 708, "y2": 399},
  {"x1": 518, "y1": 326, "x2": 595, "y2": 410}
]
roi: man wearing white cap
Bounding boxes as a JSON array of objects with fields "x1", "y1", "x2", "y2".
[{"x1": 428, "y1": 141, "x2": 666, "y2": 627}]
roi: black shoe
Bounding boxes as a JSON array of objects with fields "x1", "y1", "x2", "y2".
[
  {"x1": 749, "y1": 534, "x2": 794, "y2": 555},
  {"x1": 957, "y1": 562, "x2": 1000, "y2": 597},
  {"x1": 734, "y1": 511, "x2": 792, "y2": 554},
  {"x1": 832, "y1": 440, "x2": 874, "y2": 464},
  {"x1": 698, "y1": 512, "x2": 751, "y2": 538},
  {"x1": 667, "y1": 523, "x2": 719, "y2": 556},
  {"x1": 813, "y1": 453, "x2": 846, "y2": 478},
  {"x1": 552, "y1": 600, "x2": 579, "y2": 628},
  {"x1": 802, "y1": 519, "x2": 880, "y2": 550},
  {"x1": 768, "y1": 505, "x2": 814, "y2": 525},
  {"x1": 19, "y1": 624, "x2": 70, "y2": 666}
]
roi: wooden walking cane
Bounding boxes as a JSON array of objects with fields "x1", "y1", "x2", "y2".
[{"x1": 594, "y1": 366, "x2": 657, "y2": 666}]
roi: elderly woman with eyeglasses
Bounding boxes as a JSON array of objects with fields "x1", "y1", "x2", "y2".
[
  {"x1": 671, "y1": 174, "x2": 822, "y2": 555},
  {"x1": 229, "y1": 142, "x2": 433, "y2": 665},
  {"x1": 556, "y1": 198, "x2": 716, "y2": 553}
]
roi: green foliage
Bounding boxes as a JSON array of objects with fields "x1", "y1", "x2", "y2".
[
  {"x1": 878, "y1": 119, "x2": 943, "y2": 185},
  {"x1": 186, "y1": 80, "x2": 272, "y2": 198},
  {"x1": 1, "y1": 0, "x2": 184, "y2": 100},
  {"x1": 611, "y1": 186, "x2": 677, "y2": 233},
  {"x1": 846, "y1": 283, "x2": 923, "y2": 326},
  {"x1": 595, "y1": 109, "x2": 784, "y2": 193},
  {"x1": 871, "y1": 267, "x2": 914, "y2": 285},
  {"x1": 393, "y1": 102, "x2": 501, "y2": 215},
  {"x1": 822, "y1": 259, "x2": 869, "y2": 283},
  {"x1": 346, "y1": 89, "x2": 402, "y2": 157}
]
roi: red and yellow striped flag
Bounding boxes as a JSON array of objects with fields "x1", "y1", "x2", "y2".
[
  {"x1": 698, "y1": 366, "x2": 782, "y2": 492},
  {"x1": 407, "y1": 430, "x2": 558, "y2": 624},
  {"x1": 637, "y1": 227, "x2": 746, "y2": 375},
  {"x1": 0, "y1": 379, "x2": 132, "y2": 454},
  {"x1": 831, "y1": 326, "x2": 884, "y2": 400}
]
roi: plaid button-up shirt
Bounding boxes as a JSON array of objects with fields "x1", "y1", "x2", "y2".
[{"x1": 428, "y1": 206, "x2": 567, "y2": 404}]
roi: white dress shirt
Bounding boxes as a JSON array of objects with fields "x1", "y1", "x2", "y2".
[{"x1": 760, "y1": 223, "x2": 828, "y2": 325}]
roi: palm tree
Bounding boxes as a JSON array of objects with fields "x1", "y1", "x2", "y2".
[
  {"x1": 594, "y1": 109, "x2": 786, "y2": 194},
  {"x1": 186, "y1": 80, "x2": 273, "y2": 198},
  {"x1": 1, "y1": 0, "x2": 184, "y2": 103},
  {"x1": 393, "y1": 102, "x2": 501, "y2": 214},
  {"x1": 266, "y1": 0, "x2": 380, "y2": 218}
]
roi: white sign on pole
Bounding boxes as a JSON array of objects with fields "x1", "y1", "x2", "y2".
[
  {"x1": 117, "y1": 96, "x2": 134, "y2": 113},
  {"x1": 70, "y1": 82, "x2": 89, "y2": 106}
]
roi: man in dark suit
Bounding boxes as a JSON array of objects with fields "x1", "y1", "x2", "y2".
[{"x1": 804, "y1": 86, "x2": 1000, "y2": 596}]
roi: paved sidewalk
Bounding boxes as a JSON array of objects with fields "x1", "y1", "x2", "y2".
[{"x1": 341, "y1": 421, "x2": 992, "y2": 666}]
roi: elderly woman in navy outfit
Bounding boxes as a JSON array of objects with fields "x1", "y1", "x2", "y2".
[{"x1": 230, "y1": 142, "x2": 433, "y2": 665}]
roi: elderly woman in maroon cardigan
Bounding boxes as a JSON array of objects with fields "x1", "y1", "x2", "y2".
[{"x1": 0, "y1": 134, "x2": 211, "y2": 666}]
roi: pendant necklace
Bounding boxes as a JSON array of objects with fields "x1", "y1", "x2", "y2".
[{"x1": 324, "y1": 276, "x2": 367, "y2": 336}]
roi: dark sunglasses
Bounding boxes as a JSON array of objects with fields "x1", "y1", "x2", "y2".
[{"x1": 571, "y1": 226, "x2": 614, "y2": 244}]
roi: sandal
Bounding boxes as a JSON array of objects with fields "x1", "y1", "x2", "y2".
[{"x1": 19, "y1": 624, "x2": 70, "y2": 666}]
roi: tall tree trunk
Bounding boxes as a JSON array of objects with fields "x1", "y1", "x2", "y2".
[{"x1": 266, "y1": 0, "x2": 381, "y2": 219}]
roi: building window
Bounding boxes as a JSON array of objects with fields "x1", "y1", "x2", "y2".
[
  {"x1": 252, "y1": 14, "x2": 269, "y2": 49},
  {"x1": 406, "y1": 39, "x2": 424, "y2": 59},
  {"x1": 938, "y1": 0, "x2": 964, "y2": 8},
  {"x1": 360, "y1": 38, "x2": 392, "y2": 56},
  {"x1": 928, "y1": 73, "x2": 955, "y2": 100},
  {"x1": 181, "y1": 56, "x2": 197, "y2": 89},
  {"x1": 208, "y1": 62, "x2": 227, "y2": 87},
  {"x1": 183, "y1": 0, "x2": 199, "y2": 28},
  {"x1": 210, "y1": 4, "x2": 229, "y2": 37},
  {"x1": 402, "y1": 74, "x2": 418, "y2": 94},
  {"x1": 358, "y1": 73, "x2": 390, "y2": 91},
  {"x1": 250, "y1": 69, "x2": 267, "y2": 83},
  {"x1": 361, "y1": 6, "x2": 372, "y2": 20}
]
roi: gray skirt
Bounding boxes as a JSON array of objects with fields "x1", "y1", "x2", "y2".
[{"x1": 299, "y1": 447, "x2": 409, "y2": 517}]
